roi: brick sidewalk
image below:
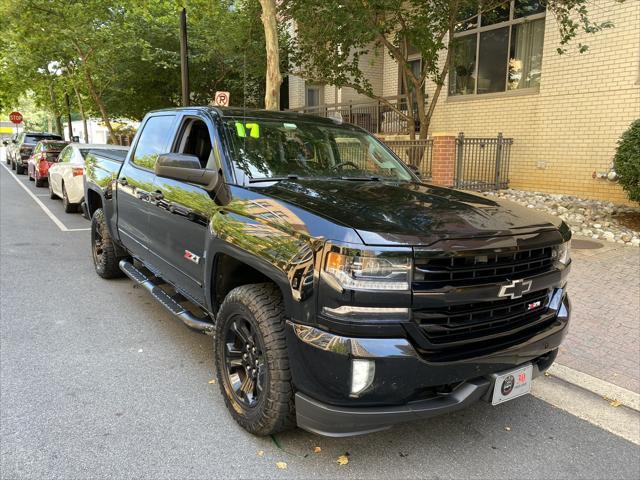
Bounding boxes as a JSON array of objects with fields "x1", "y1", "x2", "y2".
[{"x1": 557, "y1": 239, "x2": 640, "y2": 393}]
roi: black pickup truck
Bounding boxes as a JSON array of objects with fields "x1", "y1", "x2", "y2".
[{"x1": 84, "y1": 107, "x2": 571, "y2": 437}]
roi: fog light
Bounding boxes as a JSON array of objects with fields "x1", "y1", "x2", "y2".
[{"x1": 351, "y1": 359, "x2": 375, "y2": 397}]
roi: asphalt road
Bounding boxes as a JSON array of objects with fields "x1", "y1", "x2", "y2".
[{"x1": 1, "y1": 161, "x2": 639, "y2": 479}]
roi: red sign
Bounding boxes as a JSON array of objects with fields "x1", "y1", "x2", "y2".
[
  {"x1": 9, "y1": 111, "x2": 23, "y2": 124},
  {"x1": 214, "y1": 91, "x2": 230, "y2": 107}
]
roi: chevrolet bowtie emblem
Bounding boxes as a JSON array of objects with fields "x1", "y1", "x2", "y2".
[{"x1": 498, "y1": 279, "x2": 532, "y2": 299}]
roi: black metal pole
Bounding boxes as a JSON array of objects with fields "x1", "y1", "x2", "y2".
[
  {"x1": 65, "y1": 93, "x2": 73, "y2": 140},
  {"x1": 180, "y1": 8, "x2": 190, "y2": 107}
]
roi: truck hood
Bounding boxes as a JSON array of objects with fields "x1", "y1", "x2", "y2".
[{"x1": 252, "y1": 179, "x2": 562, "y2": 246}]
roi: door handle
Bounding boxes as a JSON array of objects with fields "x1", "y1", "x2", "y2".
[{"x1": 118, "y1": 177, "x2": 128, "y2": 186}]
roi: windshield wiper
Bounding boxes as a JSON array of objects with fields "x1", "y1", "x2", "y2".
[
  {"x1": 333, "y1": 176, "x2": 381, "y2": 181},
  {"x1": 248, "y1": 174, "x2": 299, "y2": 183}
]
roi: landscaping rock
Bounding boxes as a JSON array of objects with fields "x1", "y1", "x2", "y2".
[{"x1": 482, "y1": 189, "x2": 640, "y2": 247}]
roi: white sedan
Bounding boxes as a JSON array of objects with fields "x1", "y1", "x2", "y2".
[{"x1": 48, "y1": 144, "x2": 129, "y2": 213}]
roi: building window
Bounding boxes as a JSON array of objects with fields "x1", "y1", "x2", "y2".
[
  {"x1": 449, "y1": 0, "x2": 545, "y2": 96},
  {"x1": 305, "y1": 84, "x2": 323, "y2": 107},
  {"x1": 399, "y1": 58, "x2": 423, "y2": 95}
]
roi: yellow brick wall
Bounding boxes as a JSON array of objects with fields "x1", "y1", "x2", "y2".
[{"x1": 425, "y1": 0, "x2": 640, "y2": 205}]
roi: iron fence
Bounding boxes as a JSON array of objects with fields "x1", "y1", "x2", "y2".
[
  {"x1": 290, "y1": 96, "x2": 423, "y2": 136},
  {"x1": 384, "y1": 139, "x2": 433, "y2": 178},
  {"x1": 455, "y1": 133, "x2": 512, "y2": 190}
]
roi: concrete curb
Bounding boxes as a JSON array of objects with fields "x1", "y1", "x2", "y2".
[{"x1": 549, "y1": 363, "x2": 640, "y2": 412}]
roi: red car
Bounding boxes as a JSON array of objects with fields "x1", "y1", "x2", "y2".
[{"x1": 27, "y1": 140, "x2": 69, "y2": 187}]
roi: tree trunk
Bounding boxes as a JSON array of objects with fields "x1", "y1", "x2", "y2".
[
  {"x1": 82, "y1": 65, "x2": 117, "y2": 143},
  {"x1": 49, "y1": 83, "x2": 63, "y2": 136},
  {"x1": 259, "y1": 0, "x2": 282, "y2": 111},
  {"x1": 414, "y1": 86, "x2": 428, "y2": 139},
  {"x1": 65, "y1": 93, "x2": 73, "y2": 140},
  {"x1": 73, "y1": 86, "x2": 89, "y2": 143}
]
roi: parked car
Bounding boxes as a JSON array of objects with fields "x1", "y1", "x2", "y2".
[
  {"x1": 85, "y1": 107, "x2": 571, "y2": 437},
  {"x1": 6, "y1": 131, "x2": 63, "y2": 174},
  {"x1": 48, "y1": 143, "x2": 128, "y2": 213},
  {"x1": 27, "y1": 140, "x2": 69, "y2": 187}
]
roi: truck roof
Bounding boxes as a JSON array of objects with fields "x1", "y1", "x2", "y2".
[{"x1": 149, "y1": 106, "x2": 342, "y2": 126}]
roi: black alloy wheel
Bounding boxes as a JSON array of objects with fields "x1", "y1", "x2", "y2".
[
  {"x1": 92, "y1": 217, "x2": 104, "y2": 267},
  {"x1": 223, "y1": 316, "x2": 266, "y2": 408}
]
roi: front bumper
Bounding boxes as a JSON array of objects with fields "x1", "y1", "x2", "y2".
[{"x1": 287, "y1": 290, "x2": 569, "y2": 437}]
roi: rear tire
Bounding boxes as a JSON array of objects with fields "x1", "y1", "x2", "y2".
[
  {"x1": 214, "y1": 283, "x2": 295, "y2": 436},
  {"x1": 62, "y1": 184, "x2": 77, "y2": 213},
  {"x1": 35, "y1": 171, "x2": 45, "y2": 187},
  {"x1": 11, "y1": 160, "x2": 16, "y2": 171},
  {"x1": 16, "y1": 163, "x2": 24, "y2": 174},
  {"x1": 91, "y1": 208, "x2": 126, "y2": 279}
]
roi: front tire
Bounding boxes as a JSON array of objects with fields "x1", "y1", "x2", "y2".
[
  {"x1": 91, "y1": 208, "x2": 126, "y2": 279},
  {"x1": 214, "y1": 283, "x2": 295, "y2": 436}
]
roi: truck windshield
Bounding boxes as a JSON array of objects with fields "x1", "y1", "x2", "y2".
[{"x1": 223, "y1": 118, "x2": 413, "y2": 182}]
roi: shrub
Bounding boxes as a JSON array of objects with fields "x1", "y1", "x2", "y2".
[{"x1": 614, "y1": 119, "x2": 640, "y2": 202}]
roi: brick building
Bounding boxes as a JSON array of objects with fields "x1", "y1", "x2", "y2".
[{"x1": 288, "y1": 0, "x2": 640, "y2": 204}]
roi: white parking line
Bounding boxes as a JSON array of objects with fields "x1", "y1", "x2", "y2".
[{"x1": 0, "y1": 162, "x2": 90, "y2": 232}]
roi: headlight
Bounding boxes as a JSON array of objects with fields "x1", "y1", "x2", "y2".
[
  {"x1": 553, "y1": 241, "x2": 571, "y2": 267},
  {"x1": 324, "y1": 245, "x2": 411, "y2": 291}
]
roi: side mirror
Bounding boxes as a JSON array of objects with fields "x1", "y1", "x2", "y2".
[
  {"x1": 155, "y1": 153, "x2": 219, "y2": 189},
  {"x1": 12, "y1": 139, "x2": 17, "y2": 144},
  {"x1": 2, "y1": 140, "x2": 7, "y2": 146}
]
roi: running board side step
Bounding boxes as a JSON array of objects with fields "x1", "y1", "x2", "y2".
[{"x1": 119, "y1": 260, "x2": 214, "y2": 334}]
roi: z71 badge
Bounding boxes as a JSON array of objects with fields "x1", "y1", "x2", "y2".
[{"x1": 184, "y1": 250, "x2": 201, "y2": 264}]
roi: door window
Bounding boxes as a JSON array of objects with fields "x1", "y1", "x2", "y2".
[
  {"x1": 132, "y1": 115, "x2": 175, "y2": 169},
  {"x1": 173, "y1": 118, "x2": 213, "y2": 169}
]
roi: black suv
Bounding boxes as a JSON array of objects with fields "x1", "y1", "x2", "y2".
[
  {"x1": 6, "y1": 131, "x2": 63, "y2": 174},
  {"x1": 84, "y1": 107, "x2": 571, "y2": 437}
]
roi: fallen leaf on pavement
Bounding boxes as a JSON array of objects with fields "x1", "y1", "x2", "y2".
[
  {"x1": 257, "y1": 450, "x2": 264, "y2": 457},
  {"x1": 544, "y1": 372, "x2": 551, "y2": 377},
  {"x1": 609, "y1": 399, "x2": 621, "y2": 407},
  {"x1": 314, "y1": 446, "x2": 321, "y2": 454},
  {"x1": 337, "y1": 454, "x2": 349, "y2": 465},
  {"x1": 208, "y1": 379, "x2": 216, "y2": 384},
  {"x1": 504, "y1": 426, "x2": 511, "y2": 432},
  {"x1": 276, "y1": 462, "x2": 287, "y2": 470}
]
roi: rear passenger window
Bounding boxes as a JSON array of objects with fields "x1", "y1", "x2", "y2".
[
  {"x1": 59, "y1": 147, "x2": 72, "y2": 163},
  {"x1": 132, "y1": 115, "x2": 175, "y2": 169}
]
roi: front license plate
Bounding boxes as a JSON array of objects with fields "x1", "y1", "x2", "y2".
[{"x1": 491, "y1": 363, "x2": 533, "y2": 406}]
